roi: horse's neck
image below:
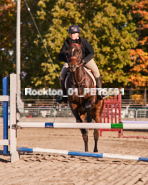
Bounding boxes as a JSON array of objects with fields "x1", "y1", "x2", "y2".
[{"x1": 75, "y1": 66, "x2": 85, "y2": 82}]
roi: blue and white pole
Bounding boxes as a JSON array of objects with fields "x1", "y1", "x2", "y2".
[
  {"x1": 17, "y1": 122, "x2": 148, "y2": 130},
  {"x1": 3, "y1": 76, "x2": 8, "y2": 154},
  {"x1": 17, "y1": 147, "x2": 148, "y2": 162}
]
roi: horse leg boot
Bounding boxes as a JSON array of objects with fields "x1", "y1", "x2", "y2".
[
  {"x1": 94, "y1": 129, "x2": 99, "y2": 152},
  {"x1": 80, "y1": 129, "x2": 88, "y2": 152},
  {"x1": 56, "y1": 80, "x2": 67, "y2": 103},
  {"x1": 85, "y1": 101, "x2": 92, "y2": 122}
]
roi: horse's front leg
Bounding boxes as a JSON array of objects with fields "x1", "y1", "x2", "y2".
[
  {"x1": 72, "y1": 110, "x2": 88, "y2": 152},
  {"x1": 69, "y1": 103, "x2": 88, "y2": 152},
  {"x1": 93, "y1": 129, "x2": 99, "y2": 152},
  {"x1": 69, "y1": 103, "x2": 82, "y2": 122},
  {"x1": 80, "y1": 114, "x2": 88, "y2": 152},
  {"x1": 93, "y1": 100, "x2": 104, "y2": 152},
  {"x1": 80, "y1": 129, "x2": 88, "y2": 152}
]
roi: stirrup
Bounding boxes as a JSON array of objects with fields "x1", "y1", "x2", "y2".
[
  {"x1": 56, "y1": 96, "x2": 67, "y2": 103},
  {"x1": 97, "y1": 88, "x2": 109, "y2": 99}
]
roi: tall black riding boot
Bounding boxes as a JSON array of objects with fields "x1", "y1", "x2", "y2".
[
  {"x1": 96, "y1": 76, "x2": 103, "y2": 100},
  {"x1": 96, "y1": 76, "x2": 102, "y2": 88},
  {"x1": 56, "y1": 80, "x2": 67, "y2": 103}
]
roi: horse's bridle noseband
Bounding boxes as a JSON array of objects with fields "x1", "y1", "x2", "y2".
[{"x1": 68, "y1": 56, "x2": 83, "y2": 67}]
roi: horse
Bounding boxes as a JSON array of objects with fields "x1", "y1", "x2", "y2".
[{"x1": 65, "y1": 43, "x2": 104, "y2": 152}]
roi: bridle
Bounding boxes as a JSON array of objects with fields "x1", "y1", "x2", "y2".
[
  {"x1": 68, "y1": 43, "x2": 83, "y2": 67},
  {"x1": 68, "y1": 43, "x2": 85, "y2": 88},
  {"x1": 68, "y1": 56, "x2": 83, "y2": 67}
]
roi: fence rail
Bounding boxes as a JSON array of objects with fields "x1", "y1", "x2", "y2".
[
  {"x1": 0, "y1": 107, "x2": 148, "y2": 120},
  {"x1": 0, "y1": 98, "x2": 147, "y2": 108},
  {"x1": 122, "y1": 108, "x2": 148, "y2": 120}
]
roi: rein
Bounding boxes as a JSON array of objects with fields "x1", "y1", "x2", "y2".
[
  {"x1": 69, "y1": 57, "x2": 85, "y2": 85},
  {"x1": 68, "y1": 43, "x2": 82, "y2": 66},
  {"x1": 70, "y1": 43, "x2": 81, "y2": 48},
  {"x1": 68, "y1": 43, "x2": 85, "y2": 86},
  {"x1": 68, "y1": 56, "x2": 80, "y2": 65},
  {"x1": 69, "y1": 57, "x2": 83, "y2": 67},
  {"x1": 68, "y1": 43, "x2": 86, "y2": 105}
]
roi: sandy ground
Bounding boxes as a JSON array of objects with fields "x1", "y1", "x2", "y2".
[{"x1": 1, "y1": 118, "x2": 148, "y2": 184}]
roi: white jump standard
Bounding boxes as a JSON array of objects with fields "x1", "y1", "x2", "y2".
[{"x1": 0, "y1": 74, "x2": 19, "y2": 163}]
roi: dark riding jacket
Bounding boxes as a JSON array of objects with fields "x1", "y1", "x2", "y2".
[{"x1": 58, "y1": 37, "x2": 94, "y2": 64}]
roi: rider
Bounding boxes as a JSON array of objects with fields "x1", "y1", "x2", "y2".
[{"x1": 56, "y1": 24, "x2": 102, "y2": 103}]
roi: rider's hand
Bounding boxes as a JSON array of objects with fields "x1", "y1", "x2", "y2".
[{"x1": 82, "y1": 60, "x2": 86, "y2": 65}]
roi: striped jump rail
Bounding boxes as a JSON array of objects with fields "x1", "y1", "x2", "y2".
[
  {"x1": 17, "y1": 147, "x2": 148, "y2": 162},
  {"x1": 16, "y1": 122, "x2": 148, "y2": 130},
  {"x1": 122, "y1": 120, "x2": 148, "y2": 139}
]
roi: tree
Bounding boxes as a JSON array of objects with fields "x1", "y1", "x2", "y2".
[
  {"x1": 31, "y1": 0, "x2": 59, "y2": 88},
  {"x1": 20, "y1": 0, "x2": 45, "y2": 89},
  {"x1": 129, "y1": 0, "x2": 148, "y2": 88},
  {"x1": 34, "y1": 0, "x2": 138, "y2": 88},
  {"x1": 0, "y1": 0, "x2": 16, "y2": 88},
  {"x1": 0, "y1": 0, "x2": 47, "y2": 89}
]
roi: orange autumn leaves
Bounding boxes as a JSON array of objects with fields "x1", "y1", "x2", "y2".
[{"x1": 129, "y1": 0, "x2": 148, "y2": 88}]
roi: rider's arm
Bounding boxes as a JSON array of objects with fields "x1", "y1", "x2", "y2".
[
  {"x1": 58, "y1": 41, "x2": 68, "y2": 63},
  {"x1": 82, "y1": 38, "x2": 94, "y2": 64}
]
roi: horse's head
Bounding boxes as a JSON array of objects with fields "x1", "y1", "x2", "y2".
[{"x1": 68, "y1": 43, "x2": 83, "y2": 72}]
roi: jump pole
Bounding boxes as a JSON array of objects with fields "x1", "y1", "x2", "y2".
[
  {"x1": 122, "y1": 121, "x2": 148, "y2": 124},
  {"x1": 17, "y1": 147, "x2": 148, "y2": 162},
  {"x1": 122, "y1": 120, "x2": 148, "y2": 138},
  {"x1": 16, "y1": 122, "x2": 148, "y2": 130}
]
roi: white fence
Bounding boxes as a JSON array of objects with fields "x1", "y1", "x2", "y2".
[{"x1": 1, "y1": 106, "x2": 148, "y2": 121}]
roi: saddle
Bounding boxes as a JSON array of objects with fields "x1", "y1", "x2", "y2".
[
  {"x1": 83, "y1": 67, "x2": 96, "y2": 86},
  {"x1": 65, "y1": 67, "x2": 96, "y2": 88}
]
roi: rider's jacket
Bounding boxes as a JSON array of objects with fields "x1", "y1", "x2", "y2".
[{"x1": 58, "y1": 37, "x2": 94, "y2": 64}]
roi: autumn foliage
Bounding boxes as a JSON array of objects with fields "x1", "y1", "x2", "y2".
[
  {"x1": 0, "y1": 0, "x2": 148, "y2": 89},
  {"x1": 129, "y1": 0, "x2": 148, "y2": 88}
]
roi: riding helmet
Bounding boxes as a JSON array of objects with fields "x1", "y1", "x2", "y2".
[{"x1": 68, "y1": 25, "x2": 80, "y2": 34}]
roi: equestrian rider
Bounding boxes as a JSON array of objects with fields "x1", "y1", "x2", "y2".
[{"x1": 56, "y1": 24, "x2": 102, "y2": 103}]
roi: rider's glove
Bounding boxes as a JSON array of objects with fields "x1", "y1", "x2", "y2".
[{"x1": 82, "y1": 60, "x2": 86, "y2": 65}]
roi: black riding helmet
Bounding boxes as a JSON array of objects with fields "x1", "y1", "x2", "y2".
[{"x1": 68, "y1": 25, "x2": 80, "y2": 34}]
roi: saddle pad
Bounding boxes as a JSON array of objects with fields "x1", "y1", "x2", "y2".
[
  {"x1": 83, "y1": 67, "x2": 96, "y2": 87},
  {"x1": 65, "y1": 72, "x2": 70, "y2": 89},
  {"x1": 65, "y1": 69, "x2": 96, "y2": 88}
]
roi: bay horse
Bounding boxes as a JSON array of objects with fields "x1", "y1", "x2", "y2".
[{"x1": 65, "y1": 43, "x2": 104, "y2": 152}]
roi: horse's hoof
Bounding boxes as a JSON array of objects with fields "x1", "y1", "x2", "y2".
[{"x1": 94, "y1": 149, "x2": 98, "y2": 153}]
